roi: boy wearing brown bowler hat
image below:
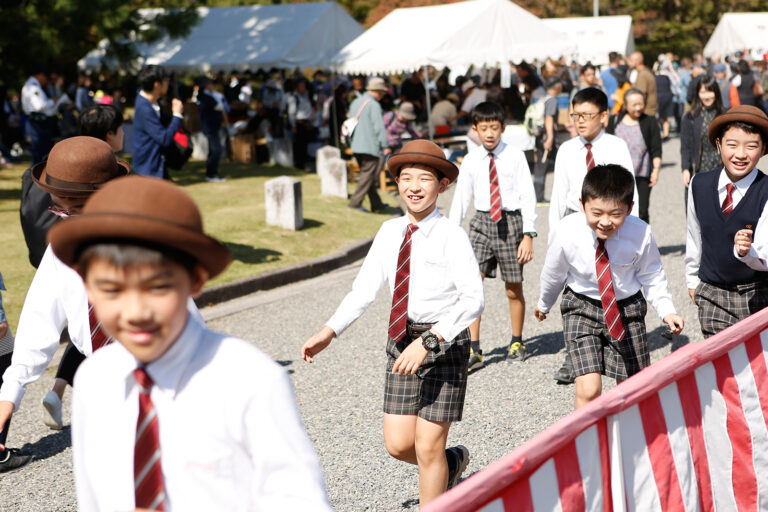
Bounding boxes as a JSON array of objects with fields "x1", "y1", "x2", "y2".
[
  {"x1": 49, "y1": 176, "x2": 331, "y2": 511},
  {"x1": 0, "y1": 136, "x2": 131, "y2": 473},
  {"x1": 686, "y1": 105, "x2": 768, "y2": 337},
  {"x1": 302, "y1": 140, "x2": 484, "y2": 506}
]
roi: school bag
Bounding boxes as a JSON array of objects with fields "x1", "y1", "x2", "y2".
[
  {"x1": 164, "y1": 127, "x2": 194, "y2": 170},
  {"x1": 524, "y1": 95, "x2": 552, "y2": 137},
  {"x1": 340, "y1": 98, "x2": 373, "y2": 145}
]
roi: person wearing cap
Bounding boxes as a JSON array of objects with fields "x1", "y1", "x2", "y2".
[
  {"x1": 21, "y1": 66, "x2": 59, "y2": 165},
  {"x1": 686, "y1": 105, "x2": 768, "y2": 337},
  {"x1": 347, "y1": 76, "x2": 391, "y2": 212},
  {"x1": 431, "y1": 92, "x2": 460, "y2": 127},
  {"x1": 383, "y1": 102, "x2": 422, "y2": 151},
  {"x1": 302, "y1": 139, "x2": 484, "y2": 506},
  {"x1": 197, "y1": 76, "x2": 227, "y2": 182},
  {"x1": 41, "y1": 176, "x2": 331, "y2": 510}
]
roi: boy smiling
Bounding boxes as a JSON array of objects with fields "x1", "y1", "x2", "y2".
[{"x1": 686, "y1": 105, "x2": 768, "y2": 337}]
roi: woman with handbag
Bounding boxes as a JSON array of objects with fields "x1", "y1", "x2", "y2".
[{"x1": 680, "y1": 74, "x2": 725, "y2": 206}]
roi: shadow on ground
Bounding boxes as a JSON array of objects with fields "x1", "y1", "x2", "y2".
[
  {"x1": 170, "y1": 162, "x2": 306, "y2": 186},
  {"x1": 224, "y1": 242, "x2": 281, "y2": 265},
  {"x1": 19, "y1": 426, "x2": 71, "y2": 463},
  {"x1": 659, "y1": 244, "x2": 685, "y2": 256}
]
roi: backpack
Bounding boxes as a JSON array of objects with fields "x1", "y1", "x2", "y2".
[
  {"x1": 524, "y1": 95, "x2": 552, "y2": 137},
  {"x1": 340, "y1": 98, "x2": 373, "y2": 146},
  {"x1": 164, "y1": 127, "x2": 194, "y2": 170}
]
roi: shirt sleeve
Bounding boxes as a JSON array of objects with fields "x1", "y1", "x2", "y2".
[
  {"x1": 734, "y1": 198, "x2": 768, "y2": 271},
  {"x1": 684, "y1": 182, "x2": 702, "y2": 289},
  {"x1": 430, "y1": 229, "x2": 484, "y2": 343},
  {"x1": 516, "y1": 153, "x2": 538, "y2": 233},
  {"x1": 325, "y1": 228, "x2": 388, "y2": 336},
  {"x1": 548, "y1": 147, "x2": 569, "y2": 244},
  {"x1": 448, "y1": 157, "x2": 473, "y2": 225},
  {"x1": 371, "y1": 103, "x2": 389, "y2": 152},
  {"x1": 72, "y1": 370, "x2": 99, "y2": 512},
  {"x1": 139, "y1": 101, "x2": 182, "y2": 147},
  {"x1": 0, "y1": 248, "x2": 69, "y2": 409},
  {"x1": 617, "y1": 141, "x2": 641, "y2": 215},
  {"x1": 635, "y1": 228, "x2": 677, "y2": 320},
  {"x1": 537, "y1": 227, "x2": 569, "y2": 314}
]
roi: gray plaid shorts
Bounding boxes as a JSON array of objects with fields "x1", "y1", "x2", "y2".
[
  {"x1": 695, "y1": 280, "x2": 768, "y2": 338},
  {"x1": 469, "y1": 210, "x2": 524, "y2": 282},
  {"x1": 560, "y1": 288, "x2": 649, "y2": 380},
  {"x1": 384, "y1": 322, "x2": 470, "y2": 423}
]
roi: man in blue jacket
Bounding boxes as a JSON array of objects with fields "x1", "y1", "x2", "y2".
[{"x1": 132, "y1": 65, "x2": 184, "y2": 178}]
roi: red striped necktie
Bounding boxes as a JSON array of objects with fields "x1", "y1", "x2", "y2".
[
  {"x1": 488, "y1": 152, "x2": 502, "y2": 222},
  {"x1": 134, "y1": 368, "x2": 166, "y2": 511},
  {"x1": 88, "y1": 302, "x2": 114, "y2": 352},
  {"x1": 585, "y1": 143, "x2": 596, "y2": 171},
  {"x1": 388, "y1": 224, "x2": 418, "y2": 342},
  {"x1": 722, "y1": 183, "x2": 735, "y2": 215},
  {"x1": 596, "y1": 238, "x2": 626, "y2": 341}
]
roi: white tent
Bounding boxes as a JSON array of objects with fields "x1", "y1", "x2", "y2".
[
  {"x1": 542, "y1": 15, "x2": 634, "y2": 67},
  {"x1": 330, "y1": 0, "x2": 575, "y2": 75},
  {"x1": 79, "y1": 3, "x2": 364, "y2": 72},
  {"x1": 703, "y1": 12, "x2": 768, "y2": 59}
]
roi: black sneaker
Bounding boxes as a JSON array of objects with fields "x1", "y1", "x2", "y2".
[
  {"x1": 506, "y1": 340, "x2": 527, "y2": 362},
  {"x1": 0, "y1": 448, "x2": 32, "y2": 474},
  {"x1": 446, "y1": 445, "x2": 469, "y2": 489},
  {"x1": 468, "y1": 348, "x2": 484, "y2": 372},
  {"x1": 553, "y1": 362, "x2": 575, "y2": 385}
]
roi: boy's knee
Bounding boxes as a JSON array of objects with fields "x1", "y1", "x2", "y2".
[
  {"x1": 385, "y1": 437, "x2": 414, "y2": 461},
  {"x1": 505, "y1": 282, "x2": 524, "y2": 301},
  {"x1": 414, "y1": 439, "x2": 446, "y2": 466},
  {"x1": 575, "y1": 375, "x2": 602, "y2": 403}
]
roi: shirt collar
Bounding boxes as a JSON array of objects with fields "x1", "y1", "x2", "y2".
[
  {"x1": 579, "y1": 130, "x2": 605, "y2": 147},
  {"x1": 718, "y1": 167, "x2": 758, "y2": 192},
  {"x1": 487, "y1": 140, "x2": 506, "y2": 158},
  {"x1": 400, "y1": 207, "x2": 442, "y2": 238}
]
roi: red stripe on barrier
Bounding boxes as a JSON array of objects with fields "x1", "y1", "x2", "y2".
[
  {"x1": 638, "y1": 393, "x2": 685, "y2": 510},
  {"x1": 745, "y1": 335, "x2": 768, "y2": 434},
  {"x1": 502, "y1": 479, "x2": 533, "y2": 511},
  {"x1": 677, "y1": 373, "x2": 714, "y2": 512},
  {"x1": 554, "y1": 440, "x2": 586, "y2": 511},
  {"x1": 597, "y1": 419, "x2": 613, "y2": 512},
  {"x1": 713, "y1": 353, "x2": 757, "y2": 511}
]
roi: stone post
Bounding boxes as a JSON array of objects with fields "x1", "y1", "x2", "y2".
[
  {"x1": 265, "y1": 176, "x2": 303, "y2": 231},
  {"x1": 321, "y1": 157, "x2": 348, "y2": 198},
  {"x1": 316, "y1": 145, "x2": 341, "y2": 178}
]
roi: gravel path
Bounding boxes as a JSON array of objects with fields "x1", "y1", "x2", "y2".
[{"x1": 3, "y1": 136, "x2": 706, "y2": 510}]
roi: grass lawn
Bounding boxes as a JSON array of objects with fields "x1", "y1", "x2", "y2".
[{"x1": 0, "y1": 158, "x2": 399, "y2": 330}]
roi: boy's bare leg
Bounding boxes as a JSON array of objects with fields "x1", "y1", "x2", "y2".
[
  {"x1": 574, "y1": 372, "x2": 602, "y2": 409},
  {"x1": 505, "y1": 282, "x2": 525, "y2": 338},
  {"x1": 383, "y1": 413, "x2": 418, "y2": 464},
  {"x1": 414, "y1": 417, "x2": 451, "y2": 505},
  {"x1": 468, "y1": 273, "x2": 485, "y2": 342},
  {"x1": 51, "y1": 378, "x2": 67, "y2": 399}
]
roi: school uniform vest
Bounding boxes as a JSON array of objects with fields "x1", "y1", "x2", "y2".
[{"x1": 692, "y1": 169, "x2": 768, "y2": 285}]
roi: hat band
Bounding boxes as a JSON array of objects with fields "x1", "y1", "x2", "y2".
[
  {"x1": 394, "y1": 151, "x2": 446, "y2": 161},
  {"x1": 44, "y1": 174, "x2": 116, "y2": 192}
]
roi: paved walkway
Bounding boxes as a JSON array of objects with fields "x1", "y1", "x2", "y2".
[{"x1": 2, "y1": 136, "x2": 706, "y2": 511}]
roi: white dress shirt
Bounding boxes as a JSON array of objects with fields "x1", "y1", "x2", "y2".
[
  {"x1": 288, "y1": 92, "x2": 313, "y2": 125},
  {"x1": 326, "y1": 209, "x2": 484, "y2": 342},
  {"x1": 537, "y1": 213, "x2": 676, "y2": 320},
  {"x1": 72, "y1": 316, "x2": 332, "y2": 512},
  {"x1": 685, "y1": 168, "x2": 768, "y2": 287},
  {"x1": 548, "y1": 131, "x2": 639, "y2": 242},
  {"x1": 0, "y1": 245, "x2": 203, "y2": 409},
  {"x1": 449, "y1": 141, "x2": 537, "y2": 234},
  {"x1": 21, "y1": 76, "x2": 57, "y2": 116},
  {"x1": 460, "y1": 88, "x2": 488, "y2": 114}
]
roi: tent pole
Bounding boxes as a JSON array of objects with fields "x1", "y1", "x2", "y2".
[
  {"x1": 331, "y1": 69, "x2": 340, "y2": 148},
  {"x1": 422, "y1": 65, "x2": 434, "y2": 141}
]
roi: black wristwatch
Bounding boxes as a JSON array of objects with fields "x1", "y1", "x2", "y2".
[
  {"x1": 421, "y1": 330, "x2": 440, "y2": 353},
  {"x1": 524, "y1": 232, "x2": 537, "y2": 238}
]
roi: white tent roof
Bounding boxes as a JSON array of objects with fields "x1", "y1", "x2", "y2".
[
  {"x1": 542, "y1": 15, "x2": 634, "y2": 66},
  {"x1": 703, "y1": 12, "x2": 768, "y2": 59},
  {"x1": 330, "y1": 0, "x2": 575, "y2": 75},
  {"x1": 79, "y1": 3, "x2": 364, "y2": 72}
]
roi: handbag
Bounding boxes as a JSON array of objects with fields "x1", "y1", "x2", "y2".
[
  {"x1": 165, "y1": 127, "x2": 194, "y2": 170},
  {"x1": 340, "y1": 98, "x2": 373, "y2": 146}
]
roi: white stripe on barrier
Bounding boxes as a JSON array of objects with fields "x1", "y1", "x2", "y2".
[
  {"x1": 575, "y1": 425, "x2": 603, "y2": 512},
  {"x1": 618, "y1": 405, "x2": 661, "y2": 512},
  {"x1": 529, "y1": 459, "x2": 562, "y2": 512}
]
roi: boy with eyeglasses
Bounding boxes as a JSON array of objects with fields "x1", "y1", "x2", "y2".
[{"x1": 547, "y1": 87, "x2": 638, "y2": 385}]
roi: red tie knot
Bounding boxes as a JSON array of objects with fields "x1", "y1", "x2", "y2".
[
  {"x1": 488, "y1": 152, "x2": 494, "y2": 159},
  {"x1": 597, "y1": 237, "x2": 606, "y2": 250},
  {"x1": 726, "y1": 183, "x2": 735, "y2": 194},
  {"x1": 407, "y1": 223, "x2": 419, "y2": 235},
  {"x1": 134, "y1": 368, "x2": 154, "y2": 393},
  {"x1": 585, "y1": 143, "x2": 592, "y2": 150}
]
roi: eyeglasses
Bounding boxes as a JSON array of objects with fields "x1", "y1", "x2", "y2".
[{"x1": 569, "y1": 112, "x2": 601, "y2": 122}]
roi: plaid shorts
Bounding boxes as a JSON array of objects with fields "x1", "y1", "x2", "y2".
[
  {"x1": 695, "y1": 280, "x2": 768, "y2": 338},
  {"x1": 384, "y1": 322, "x2": 470, "y2": 423},
  {"x1": 560, "y1": 287, "x2": 649, "y2": 380},
  {"x1": 469, "y1": 210, "x2": 524, "y2": 282}
]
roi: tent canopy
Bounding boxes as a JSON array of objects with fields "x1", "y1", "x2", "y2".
[
  {"x1": 330, "y1": 0, "x2": 575, "y2": 75},
  {"x1": 542, "y1": 15, "x2": 634, "y2": 67},
  {"x1": 79, "y1": 3, "x2": 364, "y2": 72},
  {"x1": 703, "y1": 12, "x2": 768, "y2": 59}
]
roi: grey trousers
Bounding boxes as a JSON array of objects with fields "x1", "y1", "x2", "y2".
[{"x1": 349, "y1": 153, "x2": 384, "y2": 210}]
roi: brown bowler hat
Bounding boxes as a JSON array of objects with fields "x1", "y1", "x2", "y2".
[
  {"x1": 32, "y1": 136, "x2": 130, "y2": 197},
  {"x1": 48, "y1": 176, "x2": 231, "y2": 278},
  {"x1": 387, "y1": 139, "x2": 459, "y2": 183},
  {"x1": 708, "y1": 105, "x2": 768, "y2": 152}
]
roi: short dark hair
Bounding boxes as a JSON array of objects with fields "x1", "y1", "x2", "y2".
[
  {"x1": 608, "y1": 52, "x2": 620, "y2": 64},
  {"x1": 77, "y1": 241, "x2": 199, "y2": 278},
  {"x1": 138, "y1": 65, "x2": 167, "y2": 93},
  {"x1": 78, "y1": 104, "x2": 123, "y2": 140},
  {"x1": 580, "y1": 63, "x2": 596, "y2": 75},
  {"x1": 622, "y1": 87, "x2": 645, "y2": 104},
  {"x1": 572, "y1": 87, "x2": 608, "y2": 112},
  {"x1": 471, "y1": 101, "x2": 505, "y2": 125},
  {"x1": 581, "y1": 164, "x2": 635, "y2": 208},
  {"x1": 715, "y1": 121, "x2": 768, "y2": 146}
]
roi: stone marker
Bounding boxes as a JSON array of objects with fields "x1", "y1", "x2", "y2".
[
  {"x1": 321, "y1": 157, "x2": 348, "y2": 198},
  {"x1": 265, "y1": 176, "x2": 303, "y2": 231},
  {"x1": 316, "y1": 145, "x2": 341, "y2": 178},
  {"x1": 191, "y1": 132, "x2": 209, "y2": 161},
  {"x1": 271, "y1": 138, "x2": 294, "y2": 168}
]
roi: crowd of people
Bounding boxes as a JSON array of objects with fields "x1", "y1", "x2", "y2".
[{"x1": 0, "y1": 46, "x2": 767, "y2": 510}]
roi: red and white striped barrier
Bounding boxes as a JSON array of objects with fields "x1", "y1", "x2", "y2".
[{"x1": 426, "y1": 308, "x2": 768, "y2": 512}]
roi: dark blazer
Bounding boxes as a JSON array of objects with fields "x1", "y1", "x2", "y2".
[
  {"x1": 198, "y1": 92, "x2": 224, "y2": 135},
  {"x1": 131, "y1": 94, "x2": 181, "y2": 178},
  {"x1": 679, "y1": 110, "x2": 721, "y2": 173},
  {"x1": 606, "y1": 112, "x2": 662, "y2": 175}
]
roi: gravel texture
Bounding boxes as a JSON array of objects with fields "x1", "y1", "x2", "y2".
[{"x1": 3, "y1": 136, "x2": 707, "y2": 510}]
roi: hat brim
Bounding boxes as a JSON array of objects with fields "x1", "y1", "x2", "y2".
[
  {"x1": 48, "y1": 212, "x2": 232, "y2": 278},
  {"x1": 387, "y1": 150, "x2": 458, "y2": 183},
  {"x1": 32, "y1": 159, "x2": 131, "y2": 198},
  {"x1": 400, "y1": 112, "x2": 417, "y2": 121},
  {"x1": 708, "y1": 110, "x2": 768, "y2": 152}
]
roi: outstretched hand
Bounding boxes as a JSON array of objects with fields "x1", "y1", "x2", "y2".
[
  {"x1": 301, "y1": 326, "x2": 336, "y2": 363},
  {"x1": 664, "y1": 314, "x2": 685, "y2": 335}
]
